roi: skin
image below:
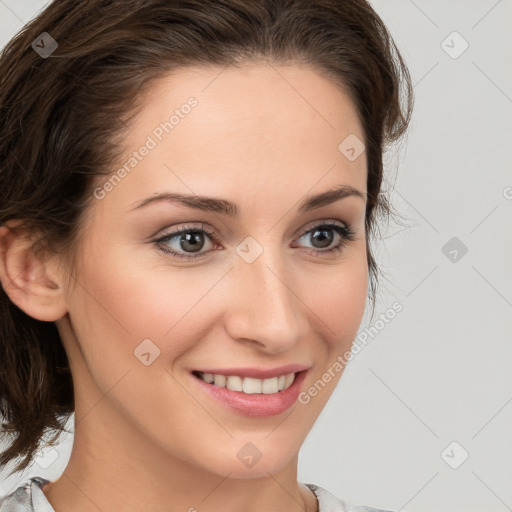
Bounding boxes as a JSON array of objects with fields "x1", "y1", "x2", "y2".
[{"x1": 0, "y1": 63, "x2": 368, "y2": 512}]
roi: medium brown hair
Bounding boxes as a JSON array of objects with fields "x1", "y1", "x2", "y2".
[{"x1": 0, "y1": 0, "x2": 413, "y2": 475}]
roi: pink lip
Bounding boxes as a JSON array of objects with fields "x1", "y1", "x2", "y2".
[
  {"x1": 192, "y1": 364, "x2": 309, "y2": 379},
  {"x1": 191, "y1": 369, "x2": 309, "y2": 417}
]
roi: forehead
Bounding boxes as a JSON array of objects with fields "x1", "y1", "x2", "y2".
[
  {"x1": 136, "y1": 62, "x2": 365, "y2": 148},
  {"x1": 100, "y1": 63, "x2": 367, "y2": 214}
]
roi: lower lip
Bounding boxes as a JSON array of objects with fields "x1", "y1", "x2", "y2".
[{"x1": 192, "y1": 371, "x2": 308, "y2": 417}]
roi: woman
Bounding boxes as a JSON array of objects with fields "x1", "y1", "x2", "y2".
[{"x1": 0, "y1": 0, "x2": 413, "y2": 510}]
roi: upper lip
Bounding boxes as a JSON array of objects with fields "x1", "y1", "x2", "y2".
[{"x1": 193, "y1": 364, "x2": 310, "y2": 379}]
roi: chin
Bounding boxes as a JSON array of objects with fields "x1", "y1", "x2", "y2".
[{"x1": 201, "y1": 439, "x2": 300, "y2": 479}]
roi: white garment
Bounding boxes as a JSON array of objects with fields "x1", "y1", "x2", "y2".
[{"x1": 0, "y1": 476, "x2": 396, "y2": 512}]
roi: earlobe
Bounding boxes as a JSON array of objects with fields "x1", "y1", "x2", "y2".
[{"x1": 0, "y1": 223, "x2": 68, "y2": 322}]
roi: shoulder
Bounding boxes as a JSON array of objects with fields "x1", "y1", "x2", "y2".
[
  {"x1": 3, "y1": 478, "x2": 401, "y2": 512},
  {"x1": 0, "y1": 476, "x2": 51, "y2": 512},
  {"x1": 305, "y1": 483, "x2": 400, "y2": 512}
]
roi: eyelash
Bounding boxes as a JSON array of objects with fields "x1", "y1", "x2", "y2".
[{"x1": 154, "y1": 221, "x2": 357, "y2": 261}]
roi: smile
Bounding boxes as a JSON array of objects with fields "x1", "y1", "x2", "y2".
[
  {"x1": 194, "y1": 371, "x2": 296, "y2": 394},
  {"x1": 191, "y1": 367, "x2": 309, "y2": 417}
]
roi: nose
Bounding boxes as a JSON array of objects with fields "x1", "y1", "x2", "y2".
[{"x1": 223, "y1": 241, "x2": 309, "y2": 354}]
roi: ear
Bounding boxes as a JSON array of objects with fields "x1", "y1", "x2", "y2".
[{"x1": 0, "y1": 221, "x2": 68, "y2": 321}]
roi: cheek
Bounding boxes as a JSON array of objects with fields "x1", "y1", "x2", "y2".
[
  {"x1": 294, "y1": 256, "x2": 368, "y2": 412},
  {"x1": 306, "y1": 254, "x2": 369, "y2": 353},
  {"x1": 64, "y1": 249, "x2": 205, "y2": 443},
  {"x1": 63, "y1": 240, "x2": 225, "y2": 389}
]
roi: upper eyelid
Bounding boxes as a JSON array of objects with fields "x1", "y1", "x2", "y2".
[
  {"x1": 156, "y1": 218, "x2": 350, "y2": 240},
  {"x1": 154, "y1": 221, "x2": 354, "y2": 257},
  {"x1": 153, "y1": 220, "x2": 357, "y2": 261}
]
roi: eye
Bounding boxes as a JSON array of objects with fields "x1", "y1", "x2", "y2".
[
  {"x1": 293, "y1": 221, "x2": 357, "y2": 257},
  {"x1": 153, "y1": 220, "x2": 357, "y2": 261},
  {"x1": 154, "y1": 223, "x2": 216, "y2": 260}
]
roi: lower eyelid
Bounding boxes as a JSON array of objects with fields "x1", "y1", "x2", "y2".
[{"x1": 155, "y1": 222, "x2": 355, "y2": 259}]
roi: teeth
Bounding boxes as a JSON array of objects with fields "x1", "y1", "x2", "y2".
[
  {"x1": 203, "y1": 373, "x2": 214, "y2": 384},
  {"x1": 197, "y1": 372, "x2": 296, "y2": 394},
  {"x1": 284, "y1": 373, "x2": 294, "y2": 389},
  {"x1": 226, "y1": 375, "x2": 243, "y2": 392},
  {"x1": 243, "y1": 377, "x2": 262, "y2": 394},
  {"x1": 262, "y1": 377, "x2": 279, "y2": 394},
  {"x1": 213, "y1": 374, "x2": 226, "y2": 387}
]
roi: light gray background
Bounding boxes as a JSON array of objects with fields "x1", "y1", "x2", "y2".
[{"x1": 0, "y1": 1, "x2": 511, "y2": 511}]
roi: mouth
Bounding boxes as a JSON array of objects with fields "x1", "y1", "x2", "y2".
[
  {"x1": 190, "y1": 367, "x2": 309, "y2": 417},
  {"x1": 192, "y1": 370, "x2": 297, "y2": 394}
]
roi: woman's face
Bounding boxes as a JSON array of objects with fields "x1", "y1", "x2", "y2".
[{"x1": 57, "y1": 63, "x2": 368, "y2": 478}]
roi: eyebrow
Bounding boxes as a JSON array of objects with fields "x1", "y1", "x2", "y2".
[{"x1": 129, "y1": 184, "x2": 366, "y2": 216}]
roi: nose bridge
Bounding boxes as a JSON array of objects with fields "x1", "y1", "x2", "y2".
[{"x1": 226, "y1": 236, "x2": 307, "y2": 349}]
